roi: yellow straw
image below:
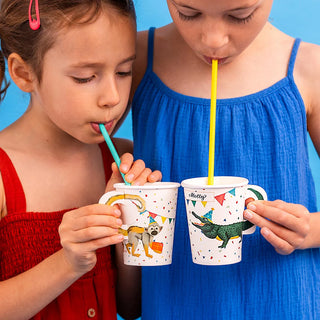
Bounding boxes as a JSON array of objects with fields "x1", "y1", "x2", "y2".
[{"x1": 208, "y1": 60, "x2": 218, "y2": 185}]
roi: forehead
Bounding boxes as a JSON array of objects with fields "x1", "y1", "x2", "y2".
[
  {"x1": 45, "y1": 9, "x2": 136, "y2": 66},
  {"x1": 171, "y1": 0, "x2": 262, "y2": 11}
]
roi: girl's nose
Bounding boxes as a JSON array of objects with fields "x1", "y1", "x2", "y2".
[
  {"x1": 201, "y1": 18, "x2": 228, "y2": 50},
  {"x1": 97, "y1": 76, "x2": 120, "y2": 108}
]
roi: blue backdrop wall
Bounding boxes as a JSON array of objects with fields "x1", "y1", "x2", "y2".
[{"x1": 0, "y1": 0, "x2": 319, "y2": 210}]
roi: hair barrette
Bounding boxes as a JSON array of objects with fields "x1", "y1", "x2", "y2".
[{"x1": 29, "y1": 0, "x2": 40, "y2": 30}]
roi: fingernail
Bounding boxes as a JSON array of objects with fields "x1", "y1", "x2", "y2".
[
  {"x1": 114, "y1": 209, "x2": 121, "y2": 216},
  {"x1": 121, "y1": 164, "x2": 128, "y2": 172},
  {"x1": 248, "y1": 203, "x2": 256, "y2": 211},
  {"x1": 244, "y1": 210, "x2": 253, "y2": 219},
  {"x1": 126, "y1": 174, "x2": 134, "y2": 181},
  {"x1": 117, "y1": 234, "x2": 124, "y2": 241},
  {"x1": 116, "y1": 219, "x2": 122, "y2": 226},
  {"x1": 261, "y1": 228, "x2": 270, "y2": 237}
]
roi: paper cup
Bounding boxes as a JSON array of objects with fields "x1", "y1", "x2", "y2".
[
  {"x1": 181, "y1": 177, "x2": 267, "y2": 265},
  {"x1": 99, "y1": 182, "x2": 180, "y2": 266}
]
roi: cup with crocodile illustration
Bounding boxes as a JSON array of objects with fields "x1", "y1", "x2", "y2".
[
  {"x1": 99, "y1": 182, "x2": 180, "y2": 266},
  {"x1": 181, "y1": 177, "x2": 267, "y2": 265}
]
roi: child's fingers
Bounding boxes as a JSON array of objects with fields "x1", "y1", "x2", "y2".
[
  {"x1": 147, "y1": 170, "x2": 162, "y2": 182},
  {"x1": 260, "y1": 227, "x2": 295, "y2": 255},
  {"x1": 72, "y1": 215, "x2": 123, "y2": 232},
  {"x1": 60, "y1": 233, "x2": 124, "y2": 274},
  {"x1": 123, "y1": 159, "x2": 147, "y2": 184},
  {"x1": 119, "y1": 153, "x2": 134, "y2": 174},
  {"x1": 246, "y1": 201, "x2": 309, "y2": 233},
  {"x1": 244, "y1": 205, "x2": 309, "y2": 250},
  {"x1": 70, "y1": 226, "x2": 123, "y2": 243},
  {"x1": 131, "y1": 167, "x2": 152, "y2": 186},
  {"x1": 60, "y1": 205, "x2": 122, "y2": 233},
  {"x1": 88, "y1": 233, "x2": 124, "y2": 249},
  {"x1": 249, "y1": 200, "x2": 309, "y2": 218}
]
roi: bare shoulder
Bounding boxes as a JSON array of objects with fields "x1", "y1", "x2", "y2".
[
  {"x1": 294, "y1": 41, "x2": 320, "y2": 155},
  {"x1": 113, "y1": 138, "x2": 133, "y2": 156},
  {"x1": 294, "y1": 41, "x2": 320, "y2": 106}
]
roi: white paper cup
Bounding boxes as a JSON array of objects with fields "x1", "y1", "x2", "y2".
[
  {"x1": 181, "y1": 177, "x2": 267, "y2": 265},
  {"x1": 99, "y1": 182, "x2": 180, "y2": 266}
]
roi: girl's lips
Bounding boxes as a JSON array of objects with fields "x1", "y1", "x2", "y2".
[
  {"x1": 91, "y1": 121, "x2": 114, "y2": 134},
  {"x1": 204, "y1": 56, "x2": 227, "y2": 65}
]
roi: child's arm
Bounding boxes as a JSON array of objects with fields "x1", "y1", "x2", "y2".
[
  {"x1": 242, "y1": 42, "x2": 320, "y2": 255},
  {"x1": 0, "y1": 203, "x2": 123, "y2": 320},
  {"x1": 0, "y1": 145, "x2": 160, "y2": 319}
]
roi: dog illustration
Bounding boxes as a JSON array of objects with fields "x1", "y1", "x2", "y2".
[{"x1": 119, "y1": 222, "x2": 163, "y2": 258}]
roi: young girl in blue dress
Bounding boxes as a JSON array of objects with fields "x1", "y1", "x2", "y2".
[{"x1": 130, "y1": 0, "x2": 320, "y2": 319}]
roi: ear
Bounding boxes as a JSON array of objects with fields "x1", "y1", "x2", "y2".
[{"x1": 7, "y1": 53, "x2": 36, "y2": 93}]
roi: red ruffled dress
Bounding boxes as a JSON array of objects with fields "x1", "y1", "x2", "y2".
[{"x1": 0, "y1": 144, "x2": 117, "y2": 320}]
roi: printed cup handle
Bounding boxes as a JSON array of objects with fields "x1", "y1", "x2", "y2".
[
  {"x1": 99, "y1": 191, "x2": 146, "y2": 225},
  {"x1": 242, "y1": 185, "x2": 268, "y2": 235},
  {"x1": 99, "y1": 190, "x2": 125, "y2": 205}
]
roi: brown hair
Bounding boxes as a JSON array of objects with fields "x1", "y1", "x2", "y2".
[
  {"x1": 0, "y1": 0, "x2": 136, "y2": 102},
  {"x1": 0, "y1": 50, "x2": 9, "y2": 101}
]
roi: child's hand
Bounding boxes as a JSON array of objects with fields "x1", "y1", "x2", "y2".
[
  {"x1": 58, "y1": 204, "x2": 124, "y2": 275},
  {"x1": 244, "y1": 200, "x2": 310, "y2": 255},
  {"x1": 106, "y1": 153, "x2": 162, "y2": 190}
]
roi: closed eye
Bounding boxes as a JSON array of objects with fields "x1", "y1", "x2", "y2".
[
  {"x1": 72, "y1": 76, "x2": 95, "y2": 84},
  {"x1": 117, "y1": 71, "x2": 132, "y2": 77},
  {"x1": 178, "y1": 11, "x2": 201, "y2": 21},
  {"x1": 229, "y1": 11, "x2": 255, "y2": 24}
]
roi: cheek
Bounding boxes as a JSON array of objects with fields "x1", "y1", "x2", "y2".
[{"x1": 175, "y1": 23, "x2": 199, "y2": 50}]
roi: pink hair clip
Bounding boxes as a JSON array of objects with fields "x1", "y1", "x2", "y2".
[{"x1": 29, "y1": 0, "x2": 40, "y2": 30}]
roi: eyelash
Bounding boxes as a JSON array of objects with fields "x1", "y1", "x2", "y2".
[
  {"x1": 72, "y1": 71, "x2": 132, "y2": 84},
  {"x1": 117, "y1": 71, "x2": 132, "y2": 77},
  {"x1": 178, "y1": 11, "x2": 199, "y2": 21},
  {"x1": 177, "y1": 11, "x2": 255, "y2": 24},
  {"x1": 73, "y1": 76, "x2": 94, "y2": 84},
  {"x1": 230, "y1": 12, "x2": 255, "y2": 24}
]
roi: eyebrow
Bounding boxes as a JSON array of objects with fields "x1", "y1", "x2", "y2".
[
  {"x1": 170, "y1": 0, "x2": 194, "y2": 10},
  {"x1": 171, "y1": 0, "x2": 260, "y2": 11},
  {"x1": 70, "y1": 54, "x2": 136, "y2": 68},
  {"x1": 228, "y1": 1, "x2": 261, "y2": 12}
]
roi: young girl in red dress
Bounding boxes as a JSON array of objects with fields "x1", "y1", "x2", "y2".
[{"x1": 0, "y1": 1, "x2": 161, "y2": 319}]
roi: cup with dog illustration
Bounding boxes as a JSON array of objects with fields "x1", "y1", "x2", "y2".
[
  {"x1": 99, "y1": 182, "x2": 180, "y2": 266},
  {"x1": 181, "y1": 177, "x2": 267, "y2": 265}
]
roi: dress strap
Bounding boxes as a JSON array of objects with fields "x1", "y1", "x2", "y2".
[
  {"x1": 146, "y1": 27, "x2": 156, "y2": 72},
  {"x1": 287, "y1": 38, "x2": 301, "y2": 76},
  {"x1": 0, "y1": 148, "x2": 26, "y2": 214}
]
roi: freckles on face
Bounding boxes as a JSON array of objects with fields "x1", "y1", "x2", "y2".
[{"x1": 34, "y1": 9, "x2": 136, "y2": 142}]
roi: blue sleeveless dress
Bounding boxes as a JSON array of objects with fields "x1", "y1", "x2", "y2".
[{"x1": 132, "y1": 28, "x2": 319, "y2": 320}]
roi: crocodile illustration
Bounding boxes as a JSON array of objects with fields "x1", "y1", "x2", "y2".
[{"x1": 191, "y1": 211, "x2": 254, "y2": 249}]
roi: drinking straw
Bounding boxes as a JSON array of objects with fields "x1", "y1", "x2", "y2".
[
  {"x1": 208, "y1": 60, "x2": 218, "y2": 185},
  {"x1": 99, "y1": 124, "x2": 130, "y2": 185}
]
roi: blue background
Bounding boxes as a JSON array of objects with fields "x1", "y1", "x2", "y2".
[
  {"x1": 0, "y1": 0, "x2": 319, "y2": 209},
  {"x1": 0, "y1": 2, "x2": 319, "y2": 319}
]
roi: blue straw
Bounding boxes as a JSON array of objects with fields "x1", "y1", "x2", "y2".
[{"x1": 99, "y1": 124, "x2": 130, "y2": 185}]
